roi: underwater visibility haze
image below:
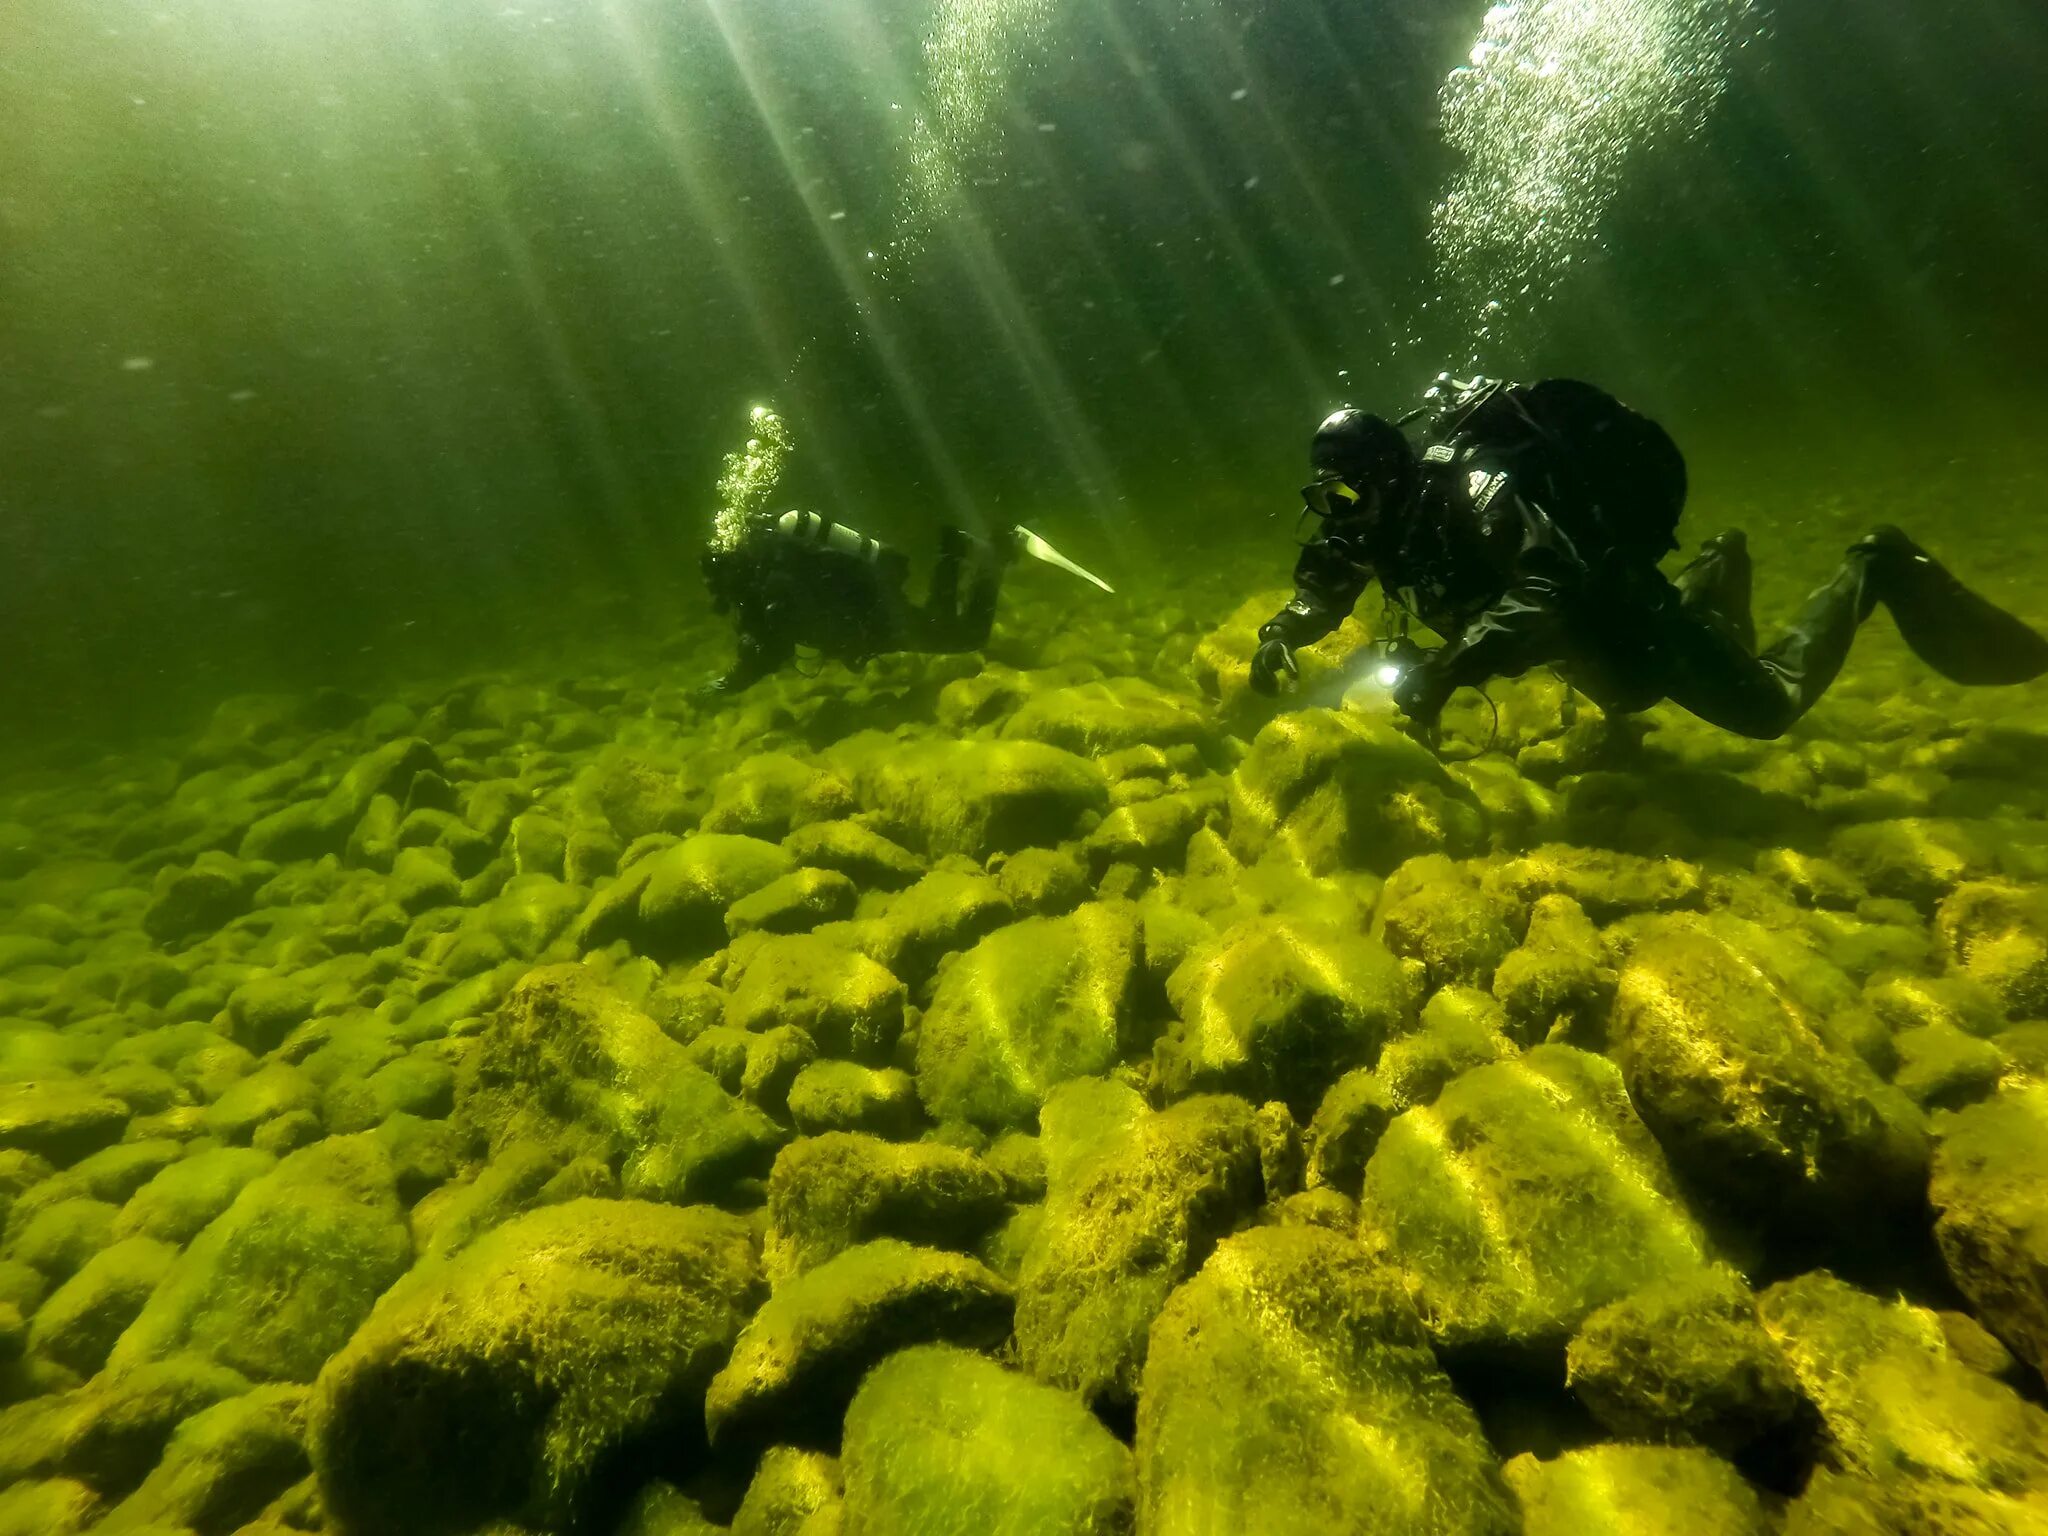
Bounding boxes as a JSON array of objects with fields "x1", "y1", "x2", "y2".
[{"x1": 4, "y1": 0, "x2": 2048, "y2": 1532}]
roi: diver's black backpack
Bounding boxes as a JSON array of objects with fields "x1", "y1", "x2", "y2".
[{"x1": 1416, "y1": 377, "x2": 1686, "y2": 565}]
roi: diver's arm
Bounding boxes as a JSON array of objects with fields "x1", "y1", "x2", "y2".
[
  {"x1": 1250, "y1": 539, "x2": 1373, "y2": 695},
  {"x1": 1394, "y1": 502, "x2": 1581, "y2": 721},
  {"x1": 709, "y1": 620, "x2": 796, "y2": 695}
]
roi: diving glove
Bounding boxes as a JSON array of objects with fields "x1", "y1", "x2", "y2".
[{"x1": 1249, "y1": 638, "x2": 1298, "y2": 696}]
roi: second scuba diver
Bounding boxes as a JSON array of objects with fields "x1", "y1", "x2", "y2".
[
  {"x1": 698, "y1": 406, "x2": 1112, "y2": 696},
  {"x1": 1250, "y1": 375, "x2": 2048, "y2": 737}
]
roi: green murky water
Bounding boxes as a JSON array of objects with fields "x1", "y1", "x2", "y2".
[{"x1": 3, "y1": 2, "x2": 2048, "y2": 1533}]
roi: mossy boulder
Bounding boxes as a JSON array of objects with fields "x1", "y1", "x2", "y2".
[
  {"x1": 1490, "y1": 893, "x2": 1615, "y2": 1045},
  {"x1": 1015, "y1": 1085, "x2": 1263, "y2": 1409},
  {"x1": 1304, "y1": 1067, "x2": 1395, "y2": 1198},
  {"x1": 865, "y1": 871, "x2": 1018, "y2": 991},
  {"x1": 0, "y1": 1353, "x2": 251, "y2": 1493},
  {"x1": 838, "y1": 736, "x2": 1109, "y2": 861},
  {"x1": 92, "y1": 1384, "x2": 308, "y2": 1534},
  {"x1": 1479, "y1": 845, "x2": 1703, "y2": 922},
  {"x1": 311, "y1": 1199, "x2": 763, "y2": 1536},
  {"x1": 1929, "y1": 1085, "x2": 2048, "y2": 1380},
  {"x1": 1138, "y1": 1225, "x2": 1516, "y2": 1536},
  {"x1": 1373, "y1": 856, "x2": 1519, "y2": 989},
  {"x1": 725, "y1": 935, "x2": 906, "y2": 1063},
  {"x1": 1155, "y1": 915, "x2": 1413, "y2": 1115},
  {"x1": 785, "y1": 1062, "x2": 923, "y2": 1140},
  {"x1": 7, "y1": 1198, "x2": 120, "y2": 1284},
  {"x1": 1758, "y1": 1270, "x2": 2048, "y2": 1525},
  {"x1": 1187, "y1": 590, "x2": 1374, "y2": 720},
  {"x1": 1936, "y1": 880, "x2": 2048, "y2": 1020},
  {"x1": 112, "y1": 1148, "x2": 276, "y2": 1246},
  {"x1": 0, "y1": 1478, "x2": 98, "y2": 1535},
  {"x1": 109, "y1": 1134, "x2": 412, "y2": 1382},
  {"x1": 700, "y1": 752, "x2": 854, "y2": 841},
  {"x1": 142, "y1": 853, "x2": 265, "y2": 947},
  {"x1": 456, "y1": 964, "x2": 786, "y2": 1206},
  {"x1": 1503, "y1": 1445, "x2": 1771, "y2": 1536},
  {"x1": 1831, "y1": 818, "x2": 1996, "y2": 910},
  {"x1": 841, "y1": 1344, "x2": 1131, "y2": 1536},
  {"x1": 0, "y1": 1081, "x2": 130, "y2": 1167},
  {"x1": 1610, "y1": 923, "x2": 1930, "y2": 1220},
  {"x1": 1374, "y1": 986, "x2": 1518, "y2": 1111},
  {"x1": 764, "y1": 1133, "x2": 1008, "y2": 1283},
  {"x1": 780, "y1": 820, "x2": 924, "y2": 892},
  {"x1": 26, "y1": 1236, "x2": 178, "y2": 1377},
  {"x1": 636, "y1": 835, "x2": 797, "y2": 959},
  {"x1": 1357, "y1": 1046, "x2": 1711, "y2": 1355},
  {"x1": 1565, "y1": 1267, "x2": 1805, "y2": 1455},
  {"x1": 916, "y1": 904, "x2": 1145, "y2": 1130},
  {"x1": 1000, "y1": 677, "x2": 1214, "y2": 758},
  {"x1": 725, "y1": 869, "x2": 859, "y2": 939},
  {"x1": 732, "y1": 1445, "x2": 842, "y2": 1536},
  {"x1": 704, "y1": 1239, "x2": 1013, "y2": 1451},
  {"x1": 1227, "y1": 710, "x2": 1485, "y2": 876}
]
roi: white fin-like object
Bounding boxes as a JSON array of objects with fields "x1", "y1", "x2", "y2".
[{"x1": 1012, "y1": 525, "x2": 1114, "y2": 594}]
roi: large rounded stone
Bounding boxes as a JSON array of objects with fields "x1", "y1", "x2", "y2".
[{"x1": 311, "y1": 1199, "x2": 763, "y2": 1536}]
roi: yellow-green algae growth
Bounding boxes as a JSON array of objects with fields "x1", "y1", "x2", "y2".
[{"x1": 5, "y1": 520, "x2": 2048, "y2": 1535}]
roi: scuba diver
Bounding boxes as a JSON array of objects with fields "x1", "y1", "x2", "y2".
[
  {"x1": 1248, "y1": 375, "x2": 2048, "y2": 738},
  {"x1": 698, "y1": 406, "x2": 1112, "y2": 696}
]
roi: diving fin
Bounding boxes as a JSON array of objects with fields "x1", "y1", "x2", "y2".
[
  {"x1": 1866, "y1": 528, "x2": 2048, "y2": 686},
  {"x1": 1011, "y1": 525, "x2": 1115, "y2": 594}
]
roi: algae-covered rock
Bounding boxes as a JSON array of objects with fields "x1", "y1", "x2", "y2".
[
  {"x1": 637, "y1": 835, "x2": 797, "y2": 959},
  {"x1": 1374, "y1": 856, "x2": 1519, "y2": 988},
  {"x1": 764, "y1": 1133, "x2": 1008, "y2": 1283},
  {"x1": 1565, "y1": 1267, "x2": 1804, "y2": 1455},
  {"x1": 1000, "y1": 675, "x2": 1213, "y2": 759},
  {"x1": 1936, "y1": 879, "x2": 2048, "y2": 1020},
  {"x1": 142, "y1": 852, "x2": 264, "y2": 947},
  {"x1": 93, "y1": 1384, "x2": 308, "y2": 1534},
  {"x1": 0, "y1": 1354, "x2": 251, "y2": 1493},
  {"x1": 1155, "y1": 915, "x2": 1413, "y2": 1115},
  {"x1": 8, "y1": 1198, "x2": 120, "y2": 1283},
  {"x1": 780, "y1": 820, "x2": 924, "y2": 892},
  {"x1": 785, "y1": 1062, "x2": 923, "y2": 1140},
  {"x1": 1357, "y1": 1046, "x2": 1710, "y2": 1354},
  {"x1": 1929, "y1": 1085, "x2": 2048, "y2": 1380},
  {"x1": 1893, "y1": 1022, "x2": 2004, "y2": 1110},
  {"x1": 1610, "y1": 921, "x2": 1929, "y2": 1220},
  {"x1": 1480, "y1": 844, "x2": 1703, "y2": 922},
  {"x1": 701, "y1": 752, "x2": 853, "y2": 841},
  {"x1": 311, "y1": 1199, "x2": 763, "y2": 1536},
  {"x1": 1015, "y1": 1086, "x2": 1263, "y2": 1409},
  {"x1": 1304, "y1": 1067, "x2": 1395, "y2": 1198},
  {"x1": 916, "y1": 903, "x2": 1145, "y2": 1130},
  {"x1": 110, "y1": 1134, "x2": 412, "y2": 1382},
  {"x1": 1758, "y1": 1270, "x2": 2048, "y2": 1520},
  {"x1": 1189, "y1": 590, "x2": 1374, "y2": 720},
  {"x1": 732, "y1": 1445, "x2": 842, "y2": 1536},
  {"x1": 725, "y1": 935, "x2": 906, "y2": 1064},
  {"x1": 26, "y1": 1236, "x2": 178, "y2": 1377},
  {"x1": 1831, "y1": 818, "x2": 1996, "y2": 909},
  {"x1": 1138, "y1": 1225, "x2": 1516, "y2": 1536},
  {"x1": 726, "y1": 869, "x2": 858, "y2": 938},
  {"x1": 1491, "y1": 893, "x2": 1615, "y2": 1045},
  {"x1": 1374, "y1": 985, "x2": 1517, "y2": 1111},
  {"x1": 615, "y1": 1479, "x2": 725, "y2": 1536},
  {"x1": 704, "y1": 1239, "x2": 1013, "y2": 1450},
  {"x1": 1227, "y1": 709, "x2": 1484, "y2": 876},
  {"x1": 864, "y1": 870, "x2": 1018, "y2": 991},
  {"x1": 1503, "y1": 1445, "x2": 1771, "y2": 1536},
  {"x1": 0, "y1": 1478, "x2": 98, "y2": 1536},
  {"x1": 0, "y1": 1080, "x2": 129, "y2": 1166},
  {"x1": 112, "y1": 1147, "x2": 276, "y2": 1246},
  {"x1": 457, "y1": 964, "x2": 786, "y2": 1205},
  {"x1": 840, "y1": 736, "x2": 1108, "y2": 860},
  {"x1": 842, "y1": 1344, "x2": 1131, "y2": 1536}
]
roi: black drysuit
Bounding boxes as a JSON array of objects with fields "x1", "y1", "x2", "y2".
[
  {"x1": 704, "y1": 514, "x2": 1005, "y2": 691},
  {"x1": 1258, "y1": 378, "x2": 2048, "y2": 738}
]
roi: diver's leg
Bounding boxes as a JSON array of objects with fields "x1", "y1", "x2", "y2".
[
  {"x1": 917, "y1": 528, "x2": 1004, "y2": 651},
  {"x1": 1857, "y1": 526, "x2": 2048, "y2": 686},
  {"x1": 1672, "y1": 530, "x2": 1758, "y2": 652},
  {"x1": 1655, "y1": 526, "x2": 2046, "y2": 738}
]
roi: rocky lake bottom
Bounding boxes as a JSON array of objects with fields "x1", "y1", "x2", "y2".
[{"x1": 3, "y1": 506, "x2": 2048, "y2": 1536}]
